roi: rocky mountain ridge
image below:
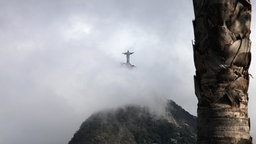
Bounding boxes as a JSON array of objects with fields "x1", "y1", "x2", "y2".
[{"x1": 69, "y1": 100, "x2": 196, "y2": 144}]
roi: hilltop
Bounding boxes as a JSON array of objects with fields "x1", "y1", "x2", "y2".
[{"x1": 69, "y1": 100, "x2": 196, "y2": 144}]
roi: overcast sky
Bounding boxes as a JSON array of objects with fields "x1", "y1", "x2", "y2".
[{"x1": 0, "y1": 0, "x2": 255, "y2": 144}]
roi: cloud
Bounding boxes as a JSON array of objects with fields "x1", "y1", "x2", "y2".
[{"x1": 0, "y1": 0, "x2": 255, "y2": 144}]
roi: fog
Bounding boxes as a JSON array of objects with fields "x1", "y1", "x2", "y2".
[{"x1": 0, "y1": 0, "x2": 255, "y2": 143}]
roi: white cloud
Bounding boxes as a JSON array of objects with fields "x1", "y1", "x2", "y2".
[
  {"x1": 61, "y1": 16, "x2": 93, "y2": 40},
  {"x1": 0, "y1": 0, "x2": 255, "y2": 144}
]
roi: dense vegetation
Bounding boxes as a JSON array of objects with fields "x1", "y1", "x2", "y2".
[{"x1": 69, "y1": 100, "x2": 196, "y2": 144}]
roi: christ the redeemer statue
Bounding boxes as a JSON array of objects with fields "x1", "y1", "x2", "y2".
[
  {"x1": 123, "y1": 50, "x2": 134, "y2": 64},
  {"x1": 122, "y1": 50, "x2": 135, "y2": 68}
]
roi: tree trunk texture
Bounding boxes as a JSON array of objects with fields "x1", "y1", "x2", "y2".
[{"x1": 192, "y1": 0, "x2": 252, "y2": 143}]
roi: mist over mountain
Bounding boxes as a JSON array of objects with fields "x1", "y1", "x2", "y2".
[
  {"x1": 69, "y1": 100, "x2": 196, "y2": 144},
  {"x1": 0, "y1": 0, "x2": 255, "y2": 143}
]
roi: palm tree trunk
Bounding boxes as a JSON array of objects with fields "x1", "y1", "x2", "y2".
[{"x1": 192, "y1": 0, "x2": 252, "y2": 143}]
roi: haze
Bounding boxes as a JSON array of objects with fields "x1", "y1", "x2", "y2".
[{"x1": 0, "y1": 0, "x2": 255, "y2": 144}]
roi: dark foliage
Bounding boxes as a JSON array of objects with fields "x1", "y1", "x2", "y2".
[{"x1": 69, "y1": 100, "x2": 196, "y2": 144}]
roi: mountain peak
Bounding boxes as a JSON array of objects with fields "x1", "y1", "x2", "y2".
[{"x1": 69, "y1": 99, "x2": 196, "y2": 144}]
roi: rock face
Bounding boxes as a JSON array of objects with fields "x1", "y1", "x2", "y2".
[
  {"x1": 68, "y1": 100, "x2": 196, "y2": 144},
  {"x1": 192, "y1": 0, "x2": 252, "y2": 143}
]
